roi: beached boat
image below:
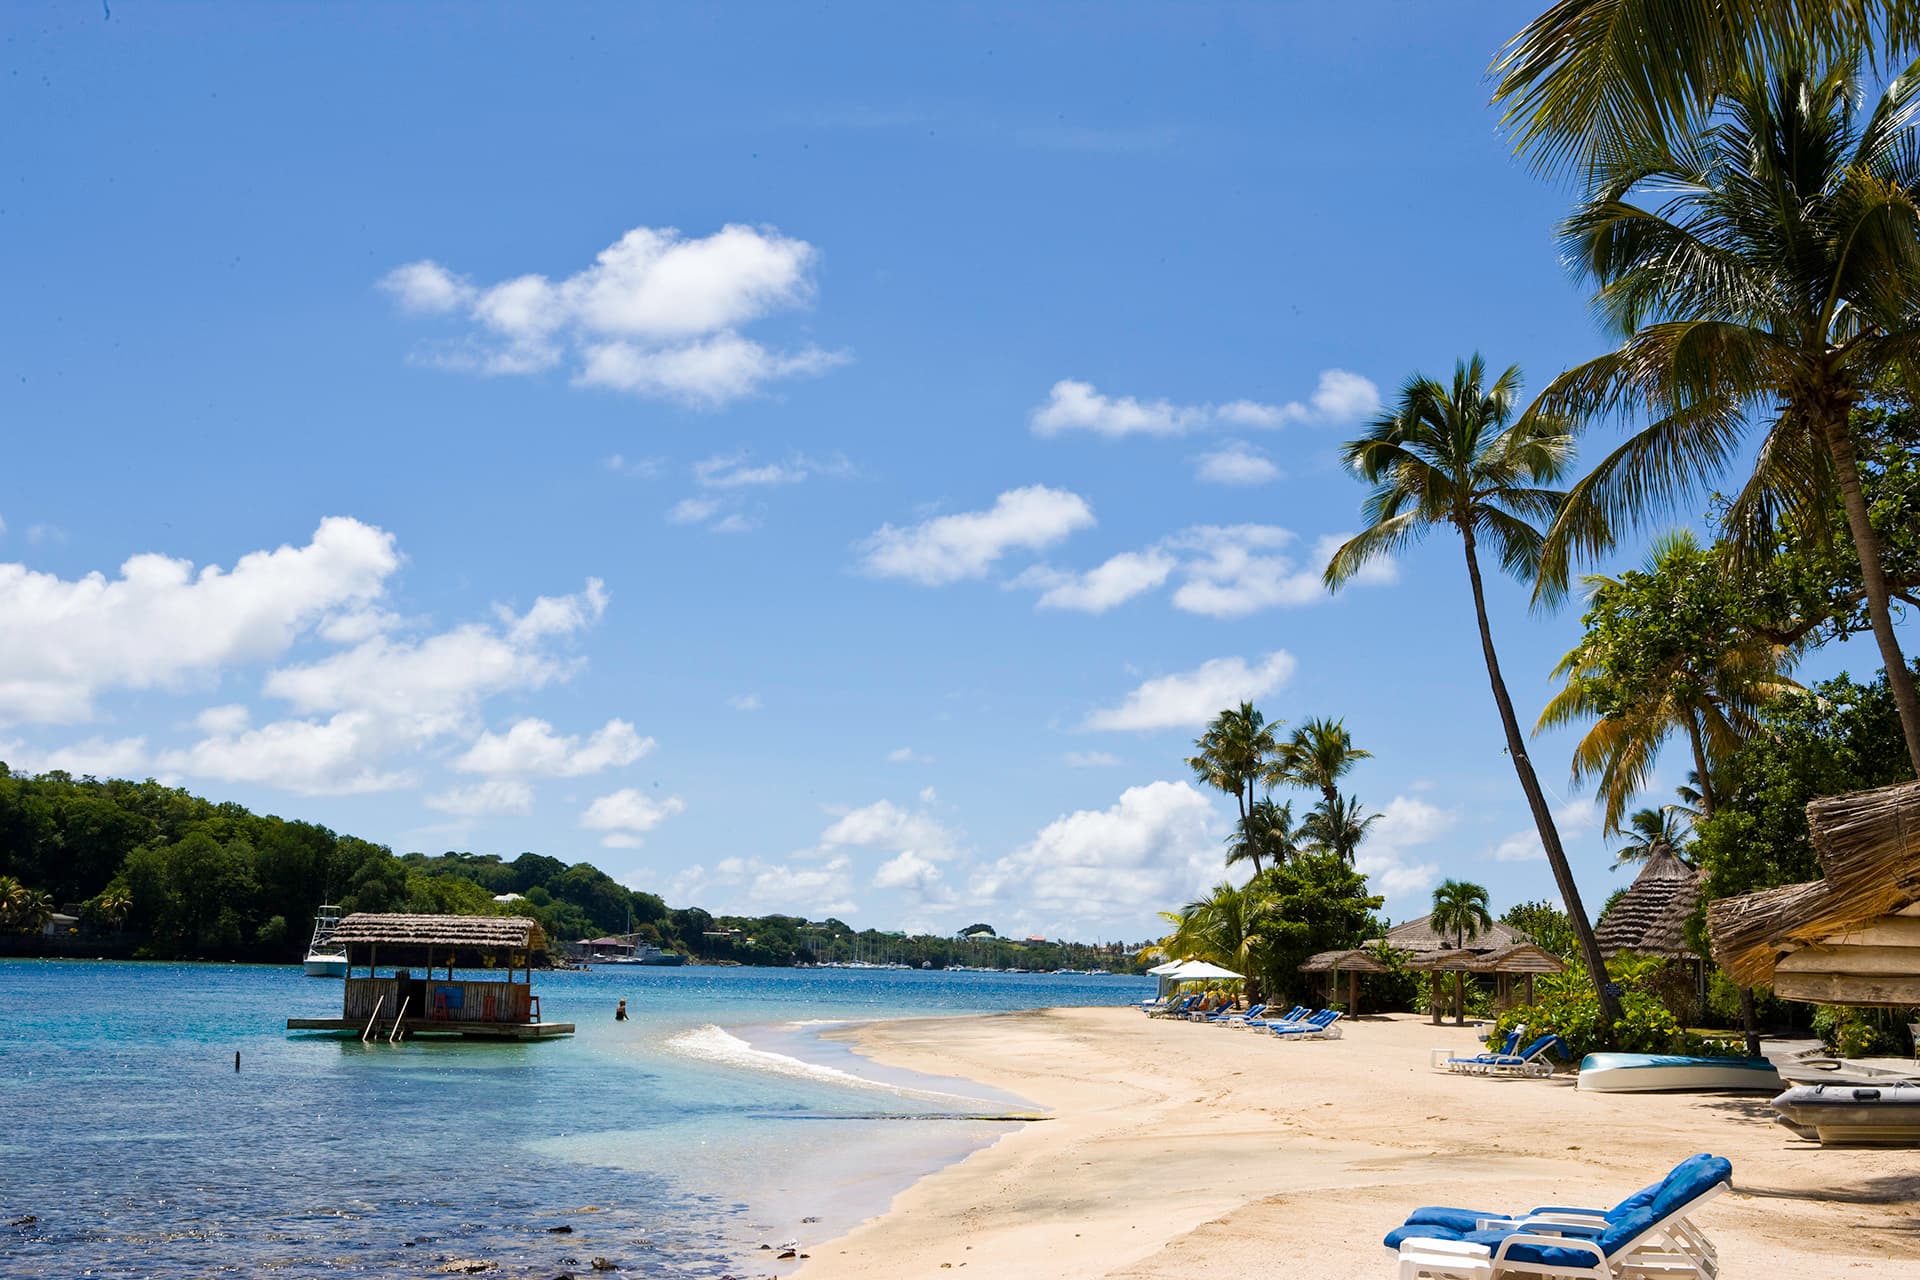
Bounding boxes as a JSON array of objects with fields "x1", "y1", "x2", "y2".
[
  {"x1": 1772, "y1": 1082, "x2": 1920, "y2": 1144},
  {"x1": 303, "y1": 904, "x2": 348, "y2": 978},
  {"x1": 1576, "y1": 1052, "x2": 1782, "y2": 1093}
]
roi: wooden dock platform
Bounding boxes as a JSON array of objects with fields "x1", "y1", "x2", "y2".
[{"x1": 286, "y1": 1017, "x2": 575, "y2": 1039}]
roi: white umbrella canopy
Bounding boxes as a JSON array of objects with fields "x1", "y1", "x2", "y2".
[{"x1": 1150, "y1": 956, "x2": 1244, "y2": 997}]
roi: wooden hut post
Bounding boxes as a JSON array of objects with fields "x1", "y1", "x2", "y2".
[
  {"x1": 1348, "y1": 967, "x2": 1359, "y2": 1015},
  {"x1": 1525, "y1": 973, "x2": 1535, "y2": 1005},
  {"x1": 1430, "y1": 972, "x2": 1442, "y2": 1025},
  {"x1": 1454, "y1": 971, "x2": 1466, "y2": 1025}
]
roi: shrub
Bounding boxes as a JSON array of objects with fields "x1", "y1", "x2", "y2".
[
  {"x1": 1488, "y1": 955, "x2": 1730, "y2": 1062},
  {"x1": 1811, "y1": 1005, "x2": 1911, "y2": 1058}
]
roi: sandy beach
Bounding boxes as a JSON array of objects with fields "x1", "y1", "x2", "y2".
[{"x1": 795, "y1": 1008, "x2": 1920, "y2": 1279}]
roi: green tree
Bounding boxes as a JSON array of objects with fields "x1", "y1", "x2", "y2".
[
  {"x1": 1225, "y1": 798, "x2": 1301, "y2": 877},
  {"x1": 1431, "y1": 879, "x2": 1494, "y2": 949},
  {"x1": 1611, "y1": 807, "x2": 1691, "y2": 869},
  {"x1": 1325, "y1": 355, "x2": 1621, "y2": 1027},
  {"x1": 1158, "y1": 879, "x2": 1275, "y2": 1001},
  {"x1": 1536, "y1": 530, "x2": 1801, "y2": 829},
  {"x1": 1501, "y1": 899, "x2": 1578, "y2": 959},
  {"x1": 1247, "y1": 855, "x2": 1386, "y2": 1005},
  {"x1": 1187, "y1": 702, "x2": 1282, "y2": 828},
  {"x1": 1280, "y1": 717, "x2": 1372, "y2": 810},
  {"x1": 1489, "y1": 0, "x2": 1917, "y2": 176},
  {"x1": 1299, "y1": 794, "x2": 1378, "y2": 865},
  {"x1": 1535, "y1": 51, "x2": 1920, "y2": 772}
]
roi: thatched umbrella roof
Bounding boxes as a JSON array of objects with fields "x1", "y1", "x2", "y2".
[
  {"x1": 1405, "y1": 947, "x2": 1481, "y2": 972},
  {"x1": 1708, "y1": 780, "x2": 1920, "y2": 987},
  {"x1": 331, "y1": 913, "x2": 548, "y2": 957},
  {"x1": 1467, "y1": 942, "x2": 1567, "y2": 974},
  {"x1": 1368, "y1": 914, "x2": 1532, "y2": 953},
  {"x1": 1595, "y1": 846, "x2": 1702, "y2": 960},
  {"x1": 1299, "y1": 948, "x2": 1392, "y2": 974}
]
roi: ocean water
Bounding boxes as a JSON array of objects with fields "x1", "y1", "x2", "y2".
[{"x1": 0, "y1": 960, "x2": 1152, "y2": 1277}]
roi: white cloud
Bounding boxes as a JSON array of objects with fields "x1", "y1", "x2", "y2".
[
  {"x1": 0, "y1": 516, "x2": 399, "y2": 725},
  {"x1": 707, "y1": 513, "x2": 759, "y2": 535},
  {"x1": 748, "y1": 855, "x2": 857, "y2": 917},
  {"x1": 668, "y1": 497, "x2": 723, "y2": 526},
  {"x1": 157, "y1": 711, "x2": 410, "y2": 795},
  {"x1": 1488, "y1": 798, "x2": 1600, "y2": 863},
  {"x1": 1082, "y1": 651, "x2": 1296, "y2": 732},
  {"x1": 1166, "y1": 525, "x2": 1328, "y2": 618},
  {"x1": 1310, "y1": 532, "x2": 1398, "y2": 588},
  {"x1": 1011, "y1": 549, "x2": 1175, "y2": 613},
  {"x1": 1029, "y1": 370, "x2": 1380, "y2": 439},
  {"x1": 1356, "y1": 796, "x2": 1457, "y2": 898},
  {"x1": 1193, "y1": 442, "x2": 1281, "y2": 486},
  {"x1": 603, "y1": 453, "x2": 663, "y2": 479},
  {"x1": 1489, "y1": 830, "x2": 1543, "y2": 863},
  {"x1": 27, "y1": 524, "x2": 67, "y2": 546},
  {"x1": 860, "y1": 486, "x2": 1094, "y2": 585},
  {"x1": 691, "y1": 450, "x2": 852, "y2": 489},
  {"x1": 0, "y1": 735, "x2": 149, "y2": 778},
  {"x1": 728, "y1": 693, "x2": 763, "y2": 712},
  {"x1": 456, "y1": 717, "x2": 652, "y2": 777},
  {"x1": 886, "y1": 746, "x2": 933, "y2": 765},
  {"x1": 381, "y1": 224, "x2": 844, "y2": 407},
  {"x1": 818, "y1": 798, "x2": 962, "y2": 862},
  {"x1": 426, "y1": 779, "x2": 535, "y2": 817},
  {"x1": 872, "y1": 849, "x2": 943, "y2": 892},
  {"x1": 162, "y1": 578, "x2": 611, "y2": 796},
  {"x1": 581, "y1": 787, "x2": 687, "y2": 848},
  {"x1": 971, "y1": 781, "x2": 1219, "y2": 933},
  {"x1": 1063, "y1": 750, "x2": 1122, "y2": 768}
]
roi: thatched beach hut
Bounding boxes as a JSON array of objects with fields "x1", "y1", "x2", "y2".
[
  {"x1": 287, "y1": 913, "x2": 575, "y2": 1040},
  {"x1": 1299, "y1": 948, "x2": 1391, "y2": 1012},
  {"x1": 1708, "y1": 780, "x2": 1920, "y2": 1005},
  {"x1": 1362, "y1": 916, "x2": 1558, "y2": 1024}
]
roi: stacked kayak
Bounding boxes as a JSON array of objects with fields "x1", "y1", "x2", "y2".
[
  {"x1": 1772, "y1": 1081, "x2": 1920, "y2": 1145},
  {"x1": 1576, "y1": 1052, "x2": 1783, "y2": 1093}
]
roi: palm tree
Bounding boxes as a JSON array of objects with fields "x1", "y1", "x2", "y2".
[
  {"x1": 1158, "y1": 879, "x2": 1273, "y2": 1001},
  {"x1": 1431, "y1": 878, "x2": 1495, "y2": 949},
  {"x1": 1225, "y1": 798, "x2": 1301, "y2": 877},
  {"x1": 1536, "y1": 531, "x2": 1802, "y2": 830},
  {"x1": 1325, "y1": 355, "x2": 1622, "y2": 1027},
  {"x1": 1533, "y1": 52, "x2": 1920, "y2": 774},
  {"x1": 1489, "y1": 0, "x2": 1916, "y2": 177},
  {"x1": 1282, "y1": 717, "x2": 1373, "y2": 811},
  {"x1": 1611, "y1": 807, "x2": 1692, "y2": 869},
  {"x1": 1300, "y1": 794, "x2": 1379, "y2": 865},
  {"x1": 1187, "y1": 702, "x2": 1283, "y2": 826}
]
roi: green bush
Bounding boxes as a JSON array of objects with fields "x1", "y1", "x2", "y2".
[
  {"x1": 1488, "y1": 955, "x2": 1729, "y2": 1062},
  {"x1": 1811, "y1": 1005, "x2": 1911, "y2": 1058}
]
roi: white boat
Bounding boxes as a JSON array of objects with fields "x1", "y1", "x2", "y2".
[
  {"x1": 1772, "y1": 1082, "x2": 1920, "y2": 1144},
  {"x1": 1576, "y1": 1052, "x2": 1782, "y2": 1093},
  {"x1": 303, "y1": 904, "x2": 348, "y2": 978}
]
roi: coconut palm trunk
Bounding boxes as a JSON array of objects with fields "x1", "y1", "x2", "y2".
[
  {"x1": 1824, "y1": 417, "x2": 1920, "y2": 773},
  {"x1": 1461, "y1": 525, "x2": 1621, "y2": 1028}
]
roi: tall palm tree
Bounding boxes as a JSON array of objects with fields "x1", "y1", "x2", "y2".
[
  {"x1": 1187, "y1": 702, "x2": 1282, "y2": 826},
  {"x1": 1534, "y1": 52, "x2": 1920, "y2": 774},
  {"x1": 1300, "y1": 794, "x2": 1379, "y2": 865},
  {"x1": 1325, "y1": 355, "x2": 1622, "y2": 1027},
  {"x1": 1489, "y1": 0, "x2": 1916, "y2": 177},
  {"x1": 1536, "y1": 531, "x2": 1802, "y2": 830},
  {"x1": 1225, "y1": 798, "x2": 1301, "y2": 877},
  {"x1": 1431, "y1": 878, "x2": 1495, "y2": 948},
  {"x1": 1282, "y1": 717, "x2": 1373, "y2": 811},
  {"x1": 1611, "y1": 807, "x2": 1693, "y2": 869}
]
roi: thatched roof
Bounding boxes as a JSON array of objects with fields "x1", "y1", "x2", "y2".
[
  {"x1": 331, "y1": 913, "x2": 548, "y2": 954},
  {"x1": 1708, "y1": 780, "x2": 1920, "y2": 987},
  {"x1": 1405, "y1": 942, "x2": 1566, "y2": 974},
  {"x1": 1299, "y1": 948, "x2": 1392, "y2": 974},
  {"x1": 1595, "y1": 846, "x2": 1701, "y2": 960},
  {"x1": 1370, "y1": 914, "x2": 1531, "y2": 954}
]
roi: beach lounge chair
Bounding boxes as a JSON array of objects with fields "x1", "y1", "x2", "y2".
[
  {"x1": 1207, "y1": 1002, "x2": 1266, "y2": 1025},
  {"x1": 1269, "y1": 1009, "x2": 1342, "y2": 1040},
  {"x1": 1483, "y1": 1035, "x2": 1567, "y2": 1078},
  {"x1": 1148, "y1": 994, "x2": 1200, "y2": 1019},
  {"x1": 1384, "y1": 1152, "x2": 1730, "y2": 1279},
  {"x1": 1442, "y1": 1028, "x2": 1524, "y2": 1075},
  {"x1": 1246, "y1": 1004, "x2": 1309, "y2": 1028}
]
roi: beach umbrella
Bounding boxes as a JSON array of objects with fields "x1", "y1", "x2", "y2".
[{"x1": 1171, "y1": 959, "x2": 1243, "y2": 981}]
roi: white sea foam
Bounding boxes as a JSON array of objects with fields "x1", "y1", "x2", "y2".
[{"x1": 663, "y1": 1023, "x2": 992, "y2": 1106}]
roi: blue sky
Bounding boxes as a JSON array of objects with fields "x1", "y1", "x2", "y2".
[{"x1": 2, "y1": 3, "x2": 1902, "y2": 941}]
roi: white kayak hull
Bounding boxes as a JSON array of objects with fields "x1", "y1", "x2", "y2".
[
  {"x1": 1772, "y1": 1082, "x2": 1920, "y2": 1145},
  {"x1": 1576, "y1": 1052, "x2": 1782, "y2": 1093}
]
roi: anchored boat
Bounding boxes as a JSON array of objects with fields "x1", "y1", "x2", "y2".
[
  {"x1": 1576, "y1": 1052, "x2": 1783, "y2": 1093},
  {"x1": 303, "y1": 904, "x2": 349, "y2": 978},
  {"x1": 1772, "y1": 1082, "x2": 1920, "y2": 1144}
]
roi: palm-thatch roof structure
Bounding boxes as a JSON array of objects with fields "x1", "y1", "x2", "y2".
[
  {"x1": 1708, "y1": 780, "x2": 1920, "y2": 1005},
  {"x1": 330, "y1": 909, "x2": 549, "y2": 959},
  {"x1": 1369, "y1": 914, "x2": 1533, "y2": 954},
  {"x1": 1595, "y1": 846, "x2": 1702, "y2": 960},
  {"x1": 1298, "y1": 948, "x2": 1392, "y2": 1013}
]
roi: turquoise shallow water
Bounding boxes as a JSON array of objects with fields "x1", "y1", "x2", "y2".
[{"x1": 0, "y1": 960, "x2": 1152, "y2": 1277}]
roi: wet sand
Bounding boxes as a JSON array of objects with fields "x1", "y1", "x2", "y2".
[{"x1": 793, "y1": 1007, "x2": 1920, "y2": 1278}]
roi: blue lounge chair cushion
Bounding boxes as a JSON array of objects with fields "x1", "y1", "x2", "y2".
[
  {"x1": 1401, "y1": 1207, "x2": 1484, "y2": 1234},
  {"x1": 1383, "y1": 1223, "x2": 1465, "y2": 1249},
  {"x1": 1651, "y1": 1154, "x2": 1730, "y2": 1219},
  {"x1": 1460, "y1": 1207, "x2": 1653, "y2": 1268}
]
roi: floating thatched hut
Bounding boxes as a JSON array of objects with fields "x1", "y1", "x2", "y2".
[
  {"x1": 286, "y1": 913, "x2": 575, "y2": 1040},
  {"x1": 1708, "y1": 780, "x2": 1920, "y2": 1006}
]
